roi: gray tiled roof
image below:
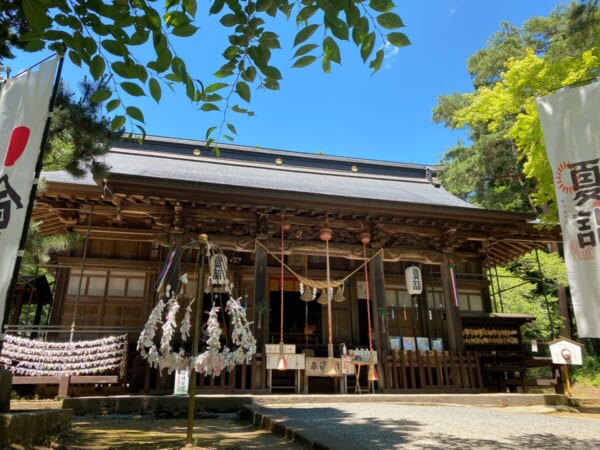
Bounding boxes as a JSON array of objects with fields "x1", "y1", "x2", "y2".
[{"x1": 43, "y1": 136, "x2": 477, "y2": 210}]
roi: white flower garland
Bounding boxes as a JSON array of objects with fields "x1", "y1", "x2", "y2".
[
  {"x1": 137, "y1": 272, "x2": 256, "y2": 376},
  {"x1": 0, "y1": 334, "x2": 128, "y2": 377}
]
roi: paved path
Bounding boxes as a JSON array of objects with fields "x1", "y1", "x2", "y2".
[{"x1": 247, "y1": 401, "x2": 600, "y2": 450}]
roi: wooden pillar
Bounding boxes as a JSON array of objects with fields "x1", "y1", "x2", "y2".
[
  {"x1": 369, "y1": 252, "x2": 387, "y2": 390},
  {"x1": 548, "y1": 243, "x2": 571, "y2": 338},
  {"x1": 440, "y1": 254, "x2": 464, "y2": 352},
  {"x1": 254, "y1": 244, "x2": 268, "y2": 347},
  {"x1": 50, "y1": 267, "x2": 70, "y2": 326}
]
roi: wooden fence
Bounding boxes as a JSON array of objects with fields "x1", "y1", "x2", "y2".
[
  {"x1": 381, "y1": 350, "x2": 483, "y2": 392},
  {"x1": 142, "y1": 353, "x2": 268, "y2": 394}
]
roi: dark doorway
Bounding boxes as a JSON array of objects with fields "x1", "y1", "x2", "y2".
[{"x1": 269, "y1": 291, "x2": 322, "y2": 346}]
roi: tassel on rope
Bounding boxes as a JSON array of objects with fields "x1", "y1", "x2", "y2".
[
  {"x1": 361, "y1": 232, "x2": 377, "y2": 382},
  {"x1": 321, "y1": 226, "x2": 338, "y2": 376}
]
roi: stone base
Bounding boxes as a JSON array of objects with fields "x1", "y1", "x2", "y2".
[
  {"x1": 63, "y1": 394, "x2": 254, "y2": 417},
  {"x1": 0, "y1": 409, "x2": 71, "y2": 448}
]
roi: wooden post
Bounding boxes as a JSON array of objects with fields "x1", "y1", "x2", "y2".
[
  {"x1": 58, "y1": 375, "x2": 70, "y2": 399},
  {"x1": 186, "y1": 237, "x2": 207, "y2": 446},
  {"x1": 254, "y1": 244, "x2": 268, "y2": 347},
  {"x1": 563, "y1": 364, "x2": 572, "y2": 397},
  {"x1": 369, "y1": 252, "x2": 387, "y2": 390},
  {"x1": 440, "y1": 254, "x2": 464, "y2": 353}
]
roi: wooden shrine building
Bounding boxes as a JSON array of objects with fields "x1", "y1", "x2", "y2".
[{"x1": 3, "y1": 135, "x2": 562, "y2": 395}]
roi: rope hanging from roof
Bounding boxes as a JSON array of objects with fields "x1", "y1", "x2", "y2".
[
  {"x1": 254, "y1": 239, "x2": 383, "y2": 293},
  {"x1": 277, "y1": 214, "x2": 288, "y2": 370}
]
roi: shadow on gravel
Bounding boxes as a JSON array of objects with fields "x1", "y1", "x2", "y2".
[
  {"x1": 424, "y1": 433, "x2": 600, "y2": 450},
  {"x1": 258, "y1": 406, "x2": 600, "y2": 450}
]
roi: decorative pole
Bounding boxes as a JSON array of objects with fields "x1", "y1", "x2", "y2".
[{"x1": 186, "y1": 234, "x2": 207, "y2": 446}]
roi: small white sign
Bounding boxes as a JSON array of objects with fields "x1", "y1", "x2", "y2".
[
  {"x1": 266, "y1": 353, "x2": 306, "y2": 370},
  {"x1": 549, "y1": 338, "x2": 583, "y2": 365},
  {"x1": 174, "y1": 368, "x2": 190, "y2": 395}
]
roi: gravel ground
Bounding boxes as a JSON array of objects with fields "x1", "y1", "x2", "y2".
[
  {"x1": 254, "y1": 402, "x2": 600, "y2": 450},
  {"x1": 10, "y1": 392, "x2": 600, "y2": 449}
]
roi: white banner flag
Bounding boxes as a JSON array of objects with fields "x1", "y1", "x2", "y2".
[
  {"x1": 0, "y1": 56, "x2": 59, "y2": 326},
  {"x1": 536, "y1": 80, "x2": 600, "y2": 338}
]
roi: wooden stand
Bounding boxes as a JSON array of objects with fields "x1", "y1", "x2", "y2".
[{"x1": 352, "y1": 361, "x2": 375, "y2": 394}]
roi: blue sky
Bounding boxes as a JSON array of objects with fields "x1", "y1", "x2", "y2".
[{"x1": 10, "y1": 1, "x2": 563, "y2": 165}]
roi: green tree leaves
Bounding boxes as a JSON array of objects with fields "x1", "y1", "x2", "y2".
[
  {"x1": 13, "y1": 0, "x2": 410, "y2": 141},
  {"x1": 434, "y1": 2, "x2": 600, "y2": 224}
]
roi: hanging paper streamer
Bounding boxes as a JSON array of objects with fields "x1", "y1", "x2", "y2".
[
  {"x1": 428, "y1": 308, "x2": 433, "y2": 321},
  {"x1": 138, "y1": 258, "x2": 256, "y2": 377},
  {"x1": 448, "y1": 260, "x2": 460, "y2": 308},
  {"x1": 403, "y1": 305, "x2": 407, "y2": 321}
]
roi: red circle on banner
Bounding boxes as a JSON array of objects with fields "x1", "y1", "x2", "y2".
[{"x1": 4, "y1": 126, "x2": 31, "y2": 167}]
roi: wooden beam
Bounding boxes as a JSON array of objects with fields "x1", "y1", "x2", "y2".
[{"x1": 72, "y1": 226, "x2": 157, "y2": 241}]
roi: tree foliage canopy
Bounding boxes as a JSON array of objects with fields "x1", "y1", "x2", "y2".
[
  {"x1": 433, "y1": 0, "x2": 600, "y2": 222},
  {"x1": 7, "y1": 0, "x2": 410, "y2": 143},
  {"x1": 492, "y1": 250, "x2": 567, "y2": 340}
]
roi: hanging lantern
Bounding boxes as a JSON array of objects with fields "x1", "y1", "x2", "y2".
[
  {"x1": 405, "y1": 265, "x2": 423, "y2": 295},
  {"x1": 209, "y1": 253, "x2": 229, "y2": 285},
  {"x1": 333, "y1": 286, "x2": 345, "y2": 303}
]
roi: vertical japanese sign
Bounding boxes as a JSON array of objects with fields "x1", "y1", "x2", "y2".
[
  {"x1": 536, "y1": 80, "x2": 600, "y2": 338},
  {"x1": 0, "y1": 57, "x2": 59, "y2": 325}
]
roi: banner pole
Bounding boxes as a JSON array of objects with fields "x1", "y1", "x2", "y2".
[{"x1": 2, "y1": 55, "x2": 64, "y2": 327}]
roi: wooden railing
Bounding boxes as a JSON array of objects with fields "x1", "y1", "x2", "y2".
[{"x1": 381, "y1": 350, "x2": 483, "y2": 392}]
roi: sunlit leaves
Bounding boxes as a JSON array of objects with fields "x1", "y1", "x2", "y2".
[
  {"x1": 369, "y1": 49, "x2": 384, "y2": 74},
  {"x1": 323, "y1": 36, "x2": 341, "y2": 65},
  {"x1": 294, "y1": 24, "x2": 320, "y2": 46},
  {"x1": 90, "y1": 55, "x2": 106, "y2": 80},
  {"x1": 120, "y1": 82, "x2": 145, "y2": 97},
  {"x1": 89, "y1": 88, "x2": 111, "y2": 103},
  {"x1": 360, "y1": 33, "x2": 376, "y2": 62},
  {"x1": 149, "y1": 78, "x2": 161, "y2": 102},
  {"x1": 325, "y1": 15, "x2": 349, "y2": 40},
  {"x1": 369, "y1": 0, "x2": 395, "y2": 13},
  {"x1": 18, "y1": 0, "x2": 409, "y2": 141},
  {"x1": 235, "y1": 81, "x2": 251, "y2": 102},
  {"x1": 101, "y1": 39, "x2": 126, "y2": 57},
  {"x1": 126, "y1": 106, "x2": 145, "y2": 123},
  {"x1": 292, "y1": 55, "x2": 317, "y2": 68},
  {"x1": 106, "y1": 99, "x2": 121, "y2": 113},
  {"x1": 387, "y1": 32, "x2": 411, "y2": 48},
  {"x1": 377, "y1": 12, "x2": 404, "y2": 29},
  {"x1": 111, "y1": 115, "x2": 126, "y2": 130},
  {"x1": 172, "y1": 24, "x2": 199, "y2": 37}
]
